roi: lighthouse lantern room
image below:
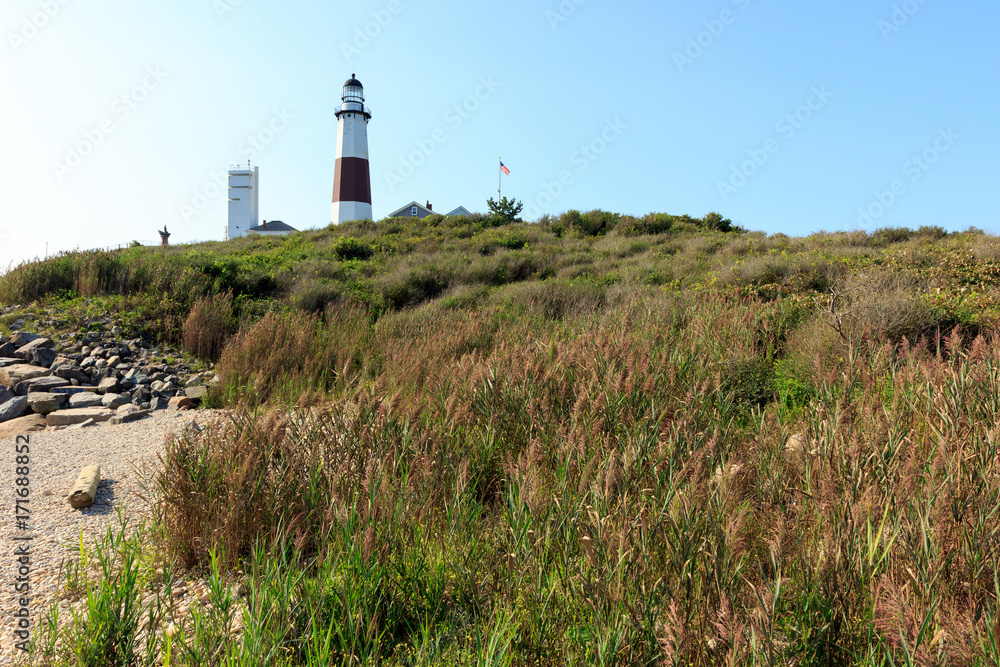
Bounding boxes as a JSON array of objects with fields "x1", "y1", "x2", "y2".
[{"x1": 331, "y1": 74, "x2": 373, "y2": 224}]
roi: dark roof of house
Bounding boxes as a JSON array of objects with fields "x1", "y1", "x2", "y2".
[{"x1": 247, "y1": 220, "x2": 297, "y2": 233}]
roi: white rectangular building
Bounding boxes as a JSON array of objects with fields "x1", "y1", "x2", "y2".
[{"x1": 226, "y1": 165, "x2": 259, "y2": 240}]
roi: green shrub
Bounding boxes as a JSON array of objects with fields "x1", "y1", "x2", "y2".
[
  {"x1": 289, "y1": 276, "x2": 344, "y2": 313},
  {"x1": 379, "y1": 264, "x2": 451, "y2": 309},
  {"x1": 333, "y1": 236, "x2": 374, "y2": 261},
  {"x1": 616, "y1": 213, "x2": 674, "y2": 237},
  {"x1": 870, "y1": 226, "x2": 913, "y2": 247},
  {"x1": 573, "y1": 210, "x2": 619, "y2": 237},
  {"x1": 700, "y1": 212, "x2": 740, "y2": 232}
]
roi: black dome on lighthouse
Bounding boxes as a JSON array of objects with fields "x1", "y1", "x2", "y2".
[{"x1": 344, "y1": 74, "x2": 363, "y2": 88}]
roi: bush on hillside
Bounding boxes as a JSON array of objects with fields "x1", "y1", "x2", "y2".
[
  {"x1": 182, "y1": 291, "x2": 236, "y2": 361},
  {"x1": 616, "y1": 213, "x2": 674, "y2": 237}
]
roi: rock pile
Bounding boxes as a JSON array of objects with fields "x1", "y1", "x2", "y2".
[{"x1": 0, "y1": 329, "x2": 218, "y2": 433}]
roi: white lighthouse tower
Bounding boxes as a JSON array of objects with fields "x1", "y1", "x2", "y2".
[
  {"x1": 331, "y1": 74, "x2": 373, "y2": 224},
  {"x1": 227, "y1": 164, "x2": 259, "y2": 240}
]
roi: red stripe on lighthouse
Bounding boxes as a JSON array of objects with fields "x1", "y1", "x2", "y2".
[{"x1": 332, "y1": 157, "x2": 372, "y2": 205}]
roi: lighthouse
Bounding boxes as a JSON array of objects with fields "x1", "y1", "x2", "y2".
[{"x1": 331, "y1": 74, "x2": 373, "y2": 224}]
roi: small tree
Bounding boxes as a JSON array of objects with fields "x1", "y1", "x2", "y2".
[{"x1": 486, "y1": 196, "x2": 524, "y2": 225}]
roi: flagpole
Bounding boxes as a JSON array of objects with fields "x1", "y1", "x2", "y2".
[{"x1": 498, "y1": 156, "x2": 502, "y2": 201}]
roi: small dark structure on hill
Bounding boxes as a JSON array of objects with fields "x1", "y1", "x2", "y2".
[{"x1": 158, "y1": 226, "x2": 170, "y2": 248}]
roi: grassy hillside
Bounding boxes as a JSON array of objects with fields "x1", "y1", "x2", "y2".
[{"x1": 9, "y1": 213, "x2": 1000, "y2": 665}]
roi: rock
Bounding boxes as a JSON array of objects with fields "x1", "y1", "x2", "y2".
[
  {"x1": 67, "y1": 465, "x2": 101, "y2": 509},
  {"x1": 15, "y1": 337, "x2": 54, "y2": 363},
  {"x1": 0, "y1": 385, "x2": 12, "y2": 405},
  {"x1": 185, "y1": 385, "x2": 209, "y2": 401},
  {"x1": 150, "y1": 397, "x2": 169, "y2": 411},
  {"x1": 185, "y1": 375, "x2": 204, "y2": 388},
  {"x1": 27, "y1": 392, "x2": 69, "y2": 415},
  {"x1": 97, "y1": 377, "x2": 121, "y2": 395},
  {"x1": 68, "y1": 392, "x2": 105, "y2": 409},
  {"x1": 0, "y1": 414, "x2": 47, "y2": 439},
  {"x1": 783, "y1": 433, "x2": 820, "y2": 465},
  {"x1": 0, "y1": 343, "x2": 16, "y2": 357},
  {"x1": 110, "y1": 409, "x2": 149, "y2": 425},
  {"x1": 46, "y1": 408, "x2": 114, "y2": 427},
  {"x1": 0, "y1": 364, "x2": 50, "y2": 387},
  {"x1": 72, "y1": 418, "x2": 97, "y2": 429},
  {"x1": 93, "y1": 367, "x2": 118, "y2": 383},
  {"x1": 24, "y1": 346, "x2": 58, "y2": 368},
  {"x1": 711, "y1": 463, "x2": 744, "y2": 488},
  {"x1": 169, "y1": 396, "x2": 195, "y2": 410},
  {"x1": 0, "y1": 396, "x2": 29, "y2": 423},
  {"x1": 101, "y1": 393, "x2": 131, "y2": 410},
  {"x1": 0, "y1": 357, "x2": 23, "y2": 369},
  {"x1": 16, "y1": 375, "x2": 70, "y2": 395},
  {"x1": 117, "y1": 404, "x2": 141, "y2": 415},
  {"x1": 52, "y1": 364, "x2": 91, "y2": 384},
  {"x1": 9, "y1": 331, "x2": 40, "y2": 347}
]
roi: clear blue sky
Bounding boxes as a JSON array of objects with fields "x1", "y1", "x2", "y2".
[{"x1": 1, "y1": 0, "x2": 997, "y2": 271}]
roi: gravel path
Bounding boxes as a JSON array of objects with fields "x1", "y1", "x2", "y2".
[{"x1": 0, "y1": 409, "x2": 224, "y2": 664}]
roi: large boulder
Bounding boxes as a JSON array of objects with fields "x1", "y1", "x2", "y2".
[
  {"x1": 15, "y1": 337, "x2": 54, "y2": 359},
  {"x1": 0, "y1": 364, "x2": 50, "y2": 387},
  {"x1": 0, "y1": 414, "x2": 47, "y2": 439},
  {"x1": 0, "y1": 343, "x2": 17, "y2": 357},
  {"x1": 9, "y1": 332, "x2": 40, "y2": 348},
  {"x1": 68, "y1": 392, "x2": 105, "y2": 409},
  {"x1": 16, "y1": 375, "x2": 70, "y2": 395},
  {"x1": 53, "y1": 364, "x2": 92, "y2": 385},
  {"x1": 185, "y1": 385, "x2": 209, "y2": 401},
  {"x1": 27, "y1": 392, "x2": 69, "y2": 415},
  {"x1": 101, "y1": 393, "x2": 131, "y2": 410},
  {"x1": 168, "y1": 395, "x2": 195, "y2": 410},
  {"x1": 97, "y1": 377, "x2": 121, "y2": 395},
  {"x1": 45, "y1": 407, "x2": 114, "y2": 427},
  {"x1": 0, "y1": 396, "x2": 29, "y2": 423},
  {"x1": 0, "y1": 385, "x2": 12, "y2": 405}
]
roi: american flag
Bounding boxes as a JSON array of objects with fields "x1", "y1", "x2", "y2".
[{"x1": 500, "y1": 161, "x2": 510, "y2": 175}]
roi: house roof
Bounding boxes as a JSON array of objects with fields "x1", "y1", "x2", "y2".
[
  {"x1": 247, "y1": 220, "x2": 297, "y2": 233},
  {"x1": 388, "y1": 202, "x2": 473, "y2": 218},
  {"x1": 388, "y1": 201, "x2": 433, "y2": 218}
]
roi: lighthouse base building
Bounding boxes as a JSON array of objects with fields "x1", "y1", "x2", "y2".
[{"x1": 332, "y1": 74, "x2": 373, "y2": 224}]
